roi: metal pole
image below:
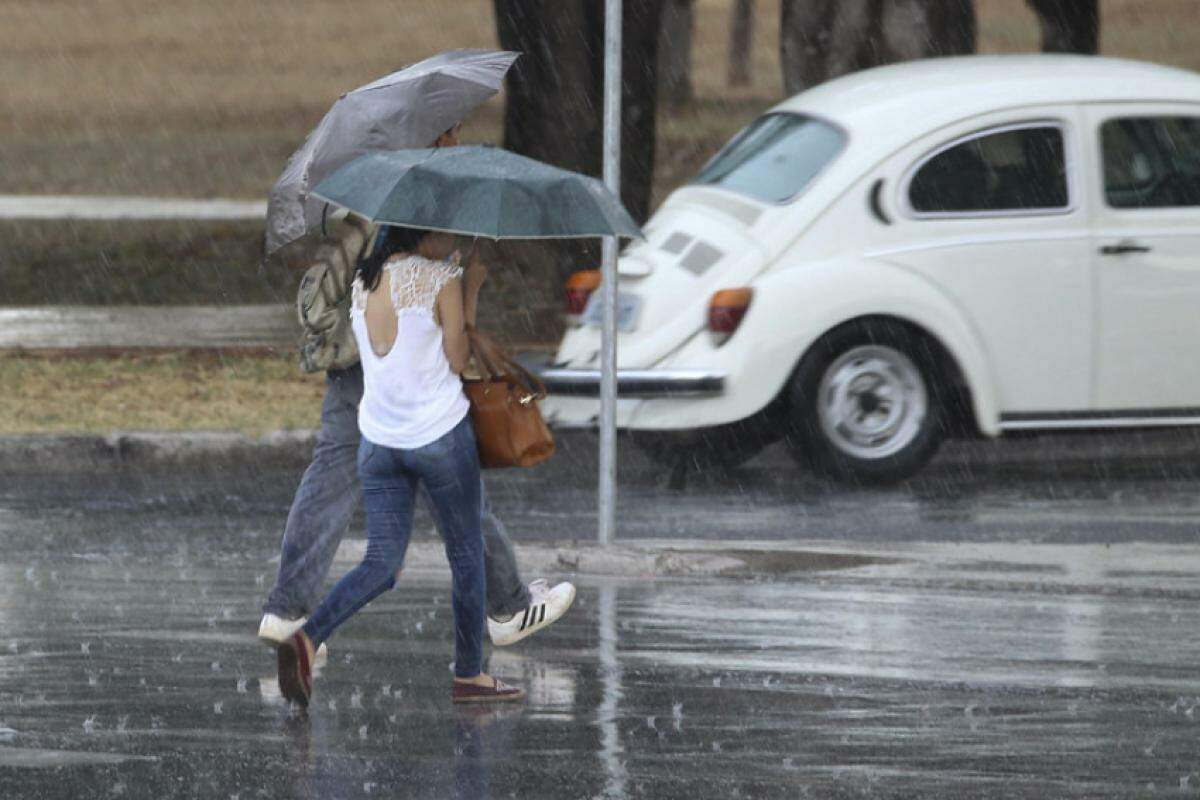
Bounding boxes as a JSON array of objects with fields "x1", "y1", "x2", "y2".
[{"x1": 599, "y1": 0, "x2": 622, "y2": 546}]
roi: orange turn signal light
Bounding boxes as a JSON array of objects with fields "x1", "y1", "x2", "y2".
[{"x1": 708, "y1": 288, "x2": 753, "y2": 338}]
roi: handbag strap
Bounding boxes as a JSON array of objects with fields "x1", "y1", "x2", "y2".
[{"x1": 467, "y1": 328, "x2": 547, "y2": 400}]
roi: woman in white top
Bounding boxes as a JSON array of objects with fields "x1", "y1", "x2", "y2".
[{"x1": 276, "y1": 224, "x2": 524, "y2": 706}]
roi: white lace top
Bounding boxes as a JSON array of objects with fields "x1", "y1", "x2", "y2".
[{"x1": 349, "y1": 253, "x2": 468, "y2": 450}]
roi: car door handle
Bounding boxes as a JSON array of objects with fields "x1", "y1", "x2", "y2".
[{"x1": 1100, "y1": 240, "x2": 1151, "y2": 255}]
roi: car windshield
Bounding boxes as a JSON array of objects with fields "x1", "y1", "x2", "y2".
[{"x1": 692, "y1": 113, "x2": 846, "y2": 203}]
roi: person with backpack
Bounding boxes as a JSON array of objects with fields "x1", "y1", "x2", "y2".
[{"x1": 258, "y1": 127, "x2": 574, "y2": 663}]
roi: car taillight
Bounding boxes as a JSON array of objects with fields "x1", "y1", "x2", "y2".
[
  {"x1": 708, "y1": 288, "x2": 753, "y2": 344},
  {"x1": 565, "y1": 269, "x2": 602, "y2": 316}
]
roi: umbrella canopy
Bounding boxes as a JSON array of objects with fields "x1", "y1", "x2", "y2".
[
  {"x1": 264, "y1": 49, "x2": 518, "y2": 255},
  {"x1": 310, "y1": 146, "x2": 643, "y2": 240}
]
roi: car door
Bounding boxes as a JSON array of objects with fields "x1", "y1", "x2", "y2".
[
  {"x1": 880, "y1": 110, "x2": 1094, "y2": 417},
  {"x1": 1085, "y1": 104, "x2": 1200, "y2": 413}
]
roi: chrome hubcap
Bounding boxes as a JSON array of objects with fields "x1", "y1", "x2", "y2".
[{"x1": 817, "y1": 345, "x2": 927, "y2": 460}]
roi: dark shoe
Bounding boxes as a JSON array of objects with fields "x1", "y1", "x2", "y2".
[
  {"x1": 452, "y1": 677, "x2": 526, "y2": 704},
  {"x1": 277, "y1": 630, "x2": 315, "y2": 707}
]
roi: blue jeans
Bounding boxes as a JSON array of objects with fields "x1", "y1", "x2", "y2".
[
  {"x1": 264, "y1": 364, "x2": 531, "y2": 620},
  {"x1": 302, "y1": 416, "x2": 486, "y2": 679}
]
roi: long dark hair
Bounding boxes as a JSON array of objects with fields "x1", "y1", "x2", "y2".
[{"x1": 357, "y1": 225, "x2": 429, "y2": 291}]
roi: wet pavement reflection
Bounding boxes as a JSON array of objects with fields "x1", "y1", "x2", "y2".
[
  {"x1": 3, "y1": 432, "x2": 1200, "y2": 797},
  {"x1": 3, "y1": 550, "x2": 1200, "y2": 797}
]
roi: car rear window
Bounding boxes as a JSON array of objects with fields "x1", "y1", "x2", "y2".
[{"x1": 692, "y1": 113, "x2": 845, "y2": 204}]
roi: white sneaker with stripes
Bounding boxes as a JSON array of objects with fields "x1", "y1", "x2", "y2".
[{"x1": 487, "y1": 580, "x2": 576, "y2": 647}]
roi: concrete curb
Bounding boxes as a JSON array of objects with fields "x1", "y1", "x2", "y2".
[
  {"x1": 333, "y1": 538, "x2": 897, "y2": 580},
  {"x1": 9, "y1": 425, "x2": 1200, "y2": 474},
  {"x1": 332, "y1": 537, "x2": 1200, "y2": 592},
  {"x1": 0, "y1": 428, "x2": 607, "y2": 471},
  {"x1": 0, "y1": 430, "x2": 319, "y2": 468}
]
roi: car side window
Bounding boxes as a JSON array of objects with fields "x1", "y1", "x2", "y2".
[
  {"x1": 1101, "y1": 116, "x2": 1200, "y2": 208},
  {"x1": 908, "y1": 125, "x2": 1069, "y2": 214}
]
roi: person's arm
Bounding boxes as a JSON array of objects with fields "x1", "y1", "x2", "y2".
[
  {"x1": 462, "y1": 241, "x2": 488, "y2": 329},
  {"x1": 437, "y1": 277, "x2": 470, "y2": 374}
]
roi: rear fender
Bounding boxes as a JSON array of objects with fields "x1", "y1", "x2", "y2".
[{"x1": 645, "y1": 257, "x2": 1000, "y2": 435}]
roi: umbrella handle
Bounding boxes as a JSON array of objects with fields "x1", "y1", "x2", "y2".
[{"x1": 320, "y1": 203, "x2": 330, "y2": 237}]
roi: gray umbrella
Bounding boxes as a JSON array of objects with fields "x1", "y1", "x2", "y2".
[
  {"x1": 264, "y1": 49, "x2": 518, "y2": 255},
  {"x1": 310, "y1": 146, "x2": 643, "y2": 240}
]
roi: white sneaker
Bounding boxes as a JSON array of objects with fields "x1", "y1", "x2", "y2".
[
  {"x1": 488, "y1": 580, "x2": 576, "y2": 647},
  {"x1": 257, "y1": 613, "x2": 327, "y2": 666}
]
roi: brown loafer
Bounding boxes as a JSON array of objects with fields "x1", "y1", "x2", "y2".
[
  {"x1": 452, "y1": 677, "x2": 526, "y2": 704},
  {"x1": 277, "y1": 630, "x2": 314, "y2": 707}
]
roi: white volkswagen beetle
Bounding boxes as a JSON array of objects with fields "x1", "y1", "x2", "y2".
[{"x1": 539, "y1": 55, "x2": 1200, "y2": 483}]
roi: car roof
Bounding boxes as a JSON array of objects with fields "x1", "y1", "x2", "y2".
[{"x1": 773, "y1": 55, "x2": 1200, "y2": 141}]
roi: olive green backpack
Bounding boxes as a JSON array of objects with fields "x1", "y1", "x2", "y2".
[{"x1": 296, "y1": 220, "x2": 374, "y2": 373}]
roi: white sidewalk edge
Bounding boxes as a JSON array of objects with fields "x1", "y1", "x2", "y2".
[{"x1": 0, "y1": 194, "x2": 266, "y2": 221}]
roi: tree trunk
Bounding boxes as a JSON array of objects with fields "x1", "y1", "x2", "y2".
[
  {"x1": 780, "y1": 0, "x2": 976, "y2": 95},
  {"x1": 494, "y1": 0, "x2": 664, "y2": 280},
  {"x1": 728, "y1": 0, "x2": 754, "y2": 87},
  {"x1": 494, "y1": 1, "x2": 601, "y2": 180},
  {"x1": 1026, "y1": 0, "x2": 1099, "y2": 54},
  {"x1": 659, "y1": 0, "x2": 694, "y2": 106}
]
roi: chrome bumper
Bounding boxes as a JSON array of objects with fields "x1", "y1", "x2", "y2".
[{"x1": 537, "y1": 367, "x2": 726, "y2": 398}]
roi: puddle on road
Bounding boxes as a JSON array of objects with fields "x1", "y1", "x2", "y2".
[{"x1": 1, "y1": 551, "x2": 1199, "y2": 798}]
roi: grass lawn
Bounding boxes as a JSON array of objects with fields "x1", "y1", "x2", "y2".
[
  {"x1": 3, "y1": 0, "x2": 1198, "y2": 434},
  {"x1": 3, "y1": 0, "x2": 1196, "y2": 312},
  {"x1": 0, "y1": 351, "x2": 326, "y2": 436}
]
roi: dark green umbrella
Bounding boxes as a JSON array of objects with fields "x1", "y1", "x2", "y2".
[{"x1": 310, "y1": 145, "x2": 643, "y2": 240}]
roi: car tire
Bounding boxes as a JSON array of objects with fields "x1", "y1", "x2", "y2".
[
  {"x1": 786, "y1": 320, "x2": 943, "y2": 484},
  {"x1": 631, "y1": 419, "x2": 776, "y2": 471}
]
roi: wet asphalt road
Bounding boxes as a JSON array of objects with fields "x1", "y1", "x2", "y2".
[{"x1": 3, "y1": 430, "x2": 1200, "y2": 798}]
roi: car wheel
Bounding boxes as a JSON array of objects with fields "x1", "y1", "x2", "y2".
[
  {"x1": 632, "y1": 419, "x2": 776, "y2": 471},
  {"x1": 786, "y1": 321, "x2": 943, "y2": 484}
]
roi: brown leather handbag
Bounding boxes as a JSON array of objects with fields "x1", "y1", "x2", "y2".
[{"x1": 462, "y1": 328, "x2": 556, "y2": 469}]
